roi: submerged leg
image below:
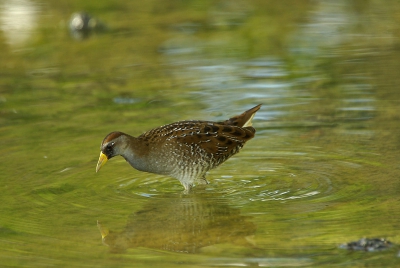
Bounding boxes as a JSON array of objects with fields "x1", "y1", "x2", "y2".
[
  {"x1": 181, "y1": 181, "x2": 193, "y2": 193},
  {"x1": 196, "y1": 176, "x2": 209, "y2": 185}
]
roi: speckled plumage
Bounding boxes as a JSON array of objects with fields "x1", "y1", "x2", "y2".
[{"x1": 96, "y1": 104, "x2": 261, "y2": 190}]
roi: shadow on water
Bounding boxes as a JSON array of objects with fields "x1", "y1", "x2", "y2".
[
  {"x1": 95, "y1": 189, "x2": 316, "y2": 266},
  {"x1": 97, "y1": 190, "x2": 256, "y2": 254}
]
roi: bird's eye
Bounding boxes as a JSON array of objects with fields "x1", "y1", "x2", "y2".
[{"x1": 106, "y1": 142, "x2": 115, "y2": 149}]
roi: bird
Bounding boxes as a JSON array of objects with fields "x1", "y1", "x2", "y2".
[{"x1": 96, "y1": 104, "x2": 261, "y2": 191}]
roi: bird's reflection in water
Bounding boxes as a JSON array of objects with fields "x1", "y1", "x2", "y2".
[{"x1": 97, "y1": 190, "x2": 256, "y2": 253}]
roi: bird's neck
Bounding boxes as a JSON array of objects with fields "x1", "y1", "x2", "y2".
[{"x1": 120, "y1": 136, "x2": 150, "y2": 172}]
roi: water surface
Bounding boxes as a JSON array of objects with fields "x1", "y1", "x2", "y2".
[{"x1": 1, "y1": 0, "x2": 400, "y2": 267}]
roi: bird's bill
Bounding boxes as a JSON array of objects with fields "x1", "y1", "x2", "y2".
[{"x1": 96, "y1": 152, "x2": 108, "y2": 173}]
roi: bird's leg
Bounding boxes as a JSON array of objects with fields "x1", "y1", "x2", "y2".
[{"x1": 196, "y1": 176, "x2": 209, "y2": 185}]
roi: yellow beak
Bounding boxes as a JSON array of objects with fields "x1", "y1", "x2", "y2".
[{"x1": 96, "y1": 152, "x2": 108, "y2": 173}]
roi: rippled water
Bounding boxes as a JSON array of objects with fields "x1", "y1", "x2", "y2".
[{"x1": 1, "y1": 0, "x2": 400, "y2": 267}]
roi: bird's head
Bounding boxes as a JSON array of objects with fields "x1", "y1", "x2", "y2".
[{"x1": 96, "y1": 131, "x2": 128, "y2": 172}]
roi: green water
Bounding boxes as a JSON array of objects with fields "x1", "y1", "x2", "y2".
[{"x1": 1, "y1": 0, "x2": 400, "y2": 267}]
